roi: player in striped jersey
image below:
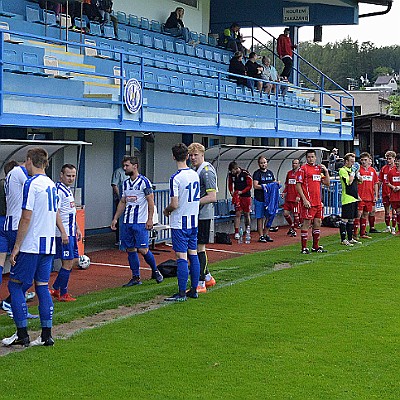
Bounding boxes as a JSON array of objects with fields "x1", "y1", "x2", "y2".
[
  {"x1": 2, "y1": 148, "x2": 62, "y2": 347},
  {"x1": 164, "y1": 143, "x2": 200, "y2": 302},
  {"x1": 49, "y1": 164, "x2": 81, "y2": 302},
  {"x1": 111, "y1": 156, "x2": 163, "y2": 287}
]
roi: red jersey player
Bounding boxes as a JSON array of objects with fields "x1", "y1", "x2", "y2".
[
  {"x1": 282, "y1": 158, "x2": 301, "y2": 237},
  {"x1": 296, "y1": 149, "x2": 330, "y2": 254},
  {"x1": 387, "y1": 153, "x2": 400, "y2": 235},
  {"x1": 379, "y1": 150, "x2": 396, "y2": 233},
  {"x1": 355, "y1": 152, "x2": 379, "y2": 239}
]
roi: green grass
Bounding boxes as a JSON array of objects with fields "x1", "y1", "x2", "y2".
[{"x1": 1, "y1": 229, "x2": 400, "y2": 399}]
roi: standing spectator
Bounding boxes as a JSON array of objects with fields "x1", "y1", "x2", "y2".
[
  {"x1": 164, "y1": 144, "x2": 200, "y2": 302},
  {"x1": 228, "y1": 51, "x2": 249, "y2": 87},
  {"x1": 98, "y1": 0, "x2": 118, "y2": 38},
  {"x1": 379, "y1": 150, "x2": 397, "y2": 234},
  {"x1": 296, "y1": 149, "x2": 330, "y2": 254},
  {"x1": 253, "y1": 156, "x2": 275, "y2": 243},
  {"x1": 277, "y1": 27, "x2": 297, "y2": 80},
  {"x1": 328, "y1": 148, "x2": 338, "y2": 176},
  {"x1": 260, "y1": 56, "x2": 279, "y2": 95},
  {"x1": 2, "y1": 148, "x2": 60, "y2": 347},
  {"x1": 354, "y1": 152, "x2": 379, "y2": 239},
  {"x1": 223, "y1": 23, "x2": 246, "y2": 54},
  {"x1": 245, "y1": 52, "x2": 263, "y2": 93},
  {"x1": 188, "y1": 143, "x2": 217, "y2": 294},
  {"x1": 338, "y1": 153, "x2": 362, "y2": 246},
  {"x1": 111, "y1": 162, "x2": 126, "y2": 246},
  {"x1": 386, "y1": 153, "x2": 400, "y2": 235},
  {"x1": 164, "y1": 7, "x2": 190, "y2": 42},
  {"x1": 111, "y1": 156, "x2": 163, "y2": 287},
  {"x1": 228, "y1": 161, "x2": 252, "y2": 240},
  {"x1": 82, "y1": 0, "x2": 102, "y2": 22},
  {"x1": 49, "y1": 164, "x2": 81, "y2": 302},
  {"x1": 282, "y1": 159, "x2": 301, "y2": 237}
]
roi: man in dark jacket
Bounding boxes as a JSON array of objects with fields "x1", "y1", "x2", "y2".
[{"x1": 164, "y1": 7, "x2": 189, "y2": 42}]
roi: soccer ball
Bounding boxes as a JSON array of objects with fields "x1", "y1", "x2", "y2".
[{"x1": 78, "y1": 255, "x2": 91, "y2": 270}]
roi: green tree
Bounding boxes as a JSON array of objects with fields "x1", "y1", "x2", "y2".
[{"x1": 388, "y1": 95, "x2": 400, "y2": 116}]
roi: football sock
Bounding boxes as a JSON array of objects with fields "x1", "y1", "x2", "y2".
[
  {"x1": 205, "y1": 273, "x2": 213, "y2": 282},
  {"x1": 41, "y1": 327, "x2": 52, "y2": 341},
  {"x1": 294, "y1": 214, "x2": 300, "y2": 228},
  {"x1": 353, "y1": 218, "x2": 359, "y2": 237},
  {"x1": 8, "y1": 280, "x2": 27, "y2": 328},
  {"x1": 143, "y1": 250, "x2": 157, "y2": 272},
  {"x1": 392, "y1": 214, "x2": 397, "y2": 228},
  {"x1": 360, "y1": 218, "x2": 367, "y2": 236},
  {"x1": 346, "y1": 221, "x2": 354, "y2": 241},
  {"x1": 176, "y1": 258, "x2": 189, "y2": 294},
  {"x1": 397, "y1": 214, "x2": 400, "y2": 228},
  {"x1": 0, "y1": 266, "x2": 3, "y2": 285},
  {"x1": 234, "y1": 227, "x2": 239, "y2": 234},
  {"x1": 385, "y1": 214, "x2": 390, "y2": 227},
  {"x1": 339, "y1": 221, "x2": 347, "y2": 241},
  {"x1": 128, "y1": 251, "x2": 140, "y2": 277},
  {"x1": 312, "y1": 229, "x2": 320, "y2": 249},
  {"x1": 368, "y1": 215, "x2": 375, "y2": 229},
  {"x1": 54, "y1": 267, "x2": 71, "y2": 296},
  {"x1": 5, "y1": 295, "x2": 11, "y2": 303},
  {"x1": 284, "y1": 214, "x2": 293, "y2": 227},
  {"x1": 17, "y1": 327, "x2": 29, "y2": 340},
  {"x1": 188, "y1": 254, "x2": 200, "y2": 289},
  {"x1": 198, "y1": 251, "x2": 207, "y2": 281},
  {"x1": 36, "y1": 284, "x2": 53, "y2": 328},
  {"x1": 300, "y1": 230, "x2": 308, "y2": 249}
]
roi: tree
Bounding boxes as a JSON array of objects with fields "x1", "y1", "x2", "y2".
[{"x1": 388, "y1": 95, "x2": 400, "y2": 116}]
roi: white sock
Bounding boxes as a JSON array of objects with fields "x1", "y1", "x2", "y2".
[
  {"x1": 198, "y1": 280, "x2": 206, "y2": 288},
  {"x1": 205, "y1": 274, "x2": 212, "y2": 282}
]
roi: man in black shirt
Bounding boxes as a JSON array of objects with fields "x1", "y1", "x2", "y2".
[
  {"x1": 245, "y1": 52, "x2": 263, "y2": 92},
  {"x1": 164, "y1": 7, "x2": 189, "y2": 42}
]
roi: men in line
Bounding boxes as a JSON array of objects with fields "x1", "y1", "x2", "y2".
[
  {"x1": 386, "y1": 153, "x2": 400, "y2": 235},
  {"x1": 228, "y1": 161, "x2": 253, "y2": 240},
  {"x1": 164, "y1": 144, "x2": 200, "y2": 302},
  {"x1": 282, "y1": 159, "x2": 301, "y2": 237},
  {"x1": 338, "y1": 153, "x2": 362, "y2": 246},
  {"x1": 2, "y1": 148, "x2": 60, "y2": 347},
  {"x1": 252, "y1": 156, "x2": 275, "y2": 243},
  {"x1": 296, "y1": 149, "x2": 330, "y2": 254},
  {"x1": 188, "y1": 143, "x2": 217, "y2": 294},
  {"x1": 49, "y1": 164, "x2": 81, "y2": 302},
  {"x1": 354, "y1": 152, "x2": 379, "y2": 239},
  {"x1": 111, "y1": 156, "x2": 163, "y2": 287},
  {"x1": 379, "y1": 150, "x2": 397, "y2": 234}
]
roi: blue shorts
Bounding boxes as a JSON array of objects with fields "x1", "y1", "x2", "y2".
[
  {"x1": 9, "y1": 252, "x2": 54, "y2": 285},
  {"x1": 0, "y1": 227, "x2": 17, "y2": 254},
  {"x1": 121, "y1": 223, "x2": 149, "y2": 249},
  {"x1": 254, "y1": 199, "x2": 268, "y2": 219},
  {"x1": 171, "y1": 228, "x2": 198, "y2": 253},
  {"x1": 55, "y1": 236, "x2": 79, "y2": 260}
]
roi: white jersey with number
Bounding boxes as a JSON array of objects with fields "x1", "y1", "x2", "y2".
[
  {"x1": 122, "y1": 175, "x2": 153, "y2": 224},
  {"x1": 4, "y1": 165, "x2": 29, "y2": 231},
  {"x1": 169, "y1": 168, "x2": 200, "y2": 229},
  {"x1": 56, "y1": 181, "x2": 76, "y2": 237},
  {"x1": 20, "y1": 174, "x2": 59, "y2": 254}
]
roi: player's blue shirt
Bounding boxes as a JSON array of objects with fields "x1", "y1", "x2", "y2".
[
  {"x1": 122, "y1": 174, "x2": 153, "y2": 224},
  {"x1": 20, "y1": 174, "x2": 59, "y2": 254},
  {"x1": 56, "y1": 181, "x2": 76, "y2": 237},
  {"x1": 169, "y1": 168, "x2": 200, "y2": 229}
]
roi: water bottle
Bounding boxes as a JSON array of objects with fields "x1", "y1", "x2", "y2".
[
  {"x1": 238, "y1": 226, "x2": 243, "y2": 244},
  {"x1": 245, "y1": 226, "x2": 251, "y2": 244}
]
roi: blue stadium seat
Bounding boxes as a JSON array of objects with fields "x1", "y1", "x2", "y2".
[
  {"x1": 205, "y1": 81, "x2": 216, "y2": 97},
  {"x1": 89, "y1": 21, "x2": 102, "y2": 36},
  {"x1": 118, "y1": 27, "x2": 128, "y2": 41},
  {"x1": 189, "y1": 31, "x2": 199, "y2": 42},
  {"x1": 222, "y1": 53, "x2": 230, "y2": 64},
  {"x1": 142, "y1": 49, "x2": 154, "y2": 66},
  {"x1": 127, "y1": 48, "x2": 141, "y2": 64},
  {"x1": 129, "y1": 31, "x2": 140, "y2": 45},
  {"x1": 116, "y1": 11, "x2": 127, "y2": 24},
  {"x1": 204, "y1": 49, "x2": 213, "y2": 61},
  {"x1": 140, "y1": 17, "x2": 149, "y2": 30},
  {"x1": 128, "y1": 14, "x2": 139, "y2": 27},
  {"x1": 199, "y1": 33, "x2": 207, "y2": 44},
  {"x1": 208, "y1": 35, "x2": 217, "y2": 46},
  {"x1": 213, "y1": 51, "x2": 222, "y2": 63},
  {"x1": 150, "y1": 20, "x2": 161, "y2": 32},
  {"x1": 185, "y1": 43, "x2": 195, "y2": 57},
  {"x1": 188, "y1": 61, "x2": 198, "y2": 75},
  {"x1": 144, "y1": 71, "x2": 156, "y2": 89},
  {"x1": 26, "y1": 4, "x2": 42, "y2": 23},
  {"x1": 22, "y1": 51, "x2": 45, "y2": 75},
  {"x1": 154, "y1": 53, "x2": 166, "y2": 69},
  {"x1": 114, "y1": 44, "x2": 125, "y2": 61},
  {"x1": 182, "y1": 78, "x2": 193, "y2": 94},
  {"x1": 74, "y1": 17, "x2": 87, "y2": 31},
  {"x1": 154, "y1": 37, "x2": 164, "y2": 50},
  {"x1": 195, "y1": 46, "x2": 204, "y2": 59},
  {"x1": 3, "y1": 48, "x2": 20, "y2": 72},
  {"x1": 103, "y1": 23, "x2": 115, "y2": 39},
  {"x1": 194, "y1": 80, "x2": 205, "y2": 96},
  {"x1": 0, "y1": 0, "x2": 16, "y2": 18},
  {"x1": 43, "y1": 10, "x2": 57, "y2": 26},
  {"x1": 127, "y1": 68, "x2": 140, "y2": 81},
  {"x1": 98, "y1": 42, "x2": 113, "y2": 58},
  {"x1": 166, "y1": 55, "x2": 178, "y2": 71},
  {"x1": 157, "y1": 75, "x2": 170, "y2": 91},
  {"x1": 164, "y1": 39, "x2": 175, "y2": 53},
  {"x1": 208, "y1": 65, "x2": 218, "y2": 78},
  {"x1": 170, "y1": 75, "x2": 182, "y2": 93},
  {"x1": 177, "y1": 60, "x2": 188, "y2": 74},
  {"x1": 142, "y1": 34, "x2": 153, "y2": 47},
  {"x1": 175, "y1": 42, "x2": 185, "y2": 55},
  {"x1": 198, "y1": 63, "x2": 208, "y2": 77}
]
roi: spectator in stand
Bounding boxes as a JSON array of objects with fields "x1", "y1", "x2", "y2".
[
  {"x1": 228, "y1": 161, "x2": 253, "y2": 240},
  {"x1": 245, "y1": 52, "x2": 263, "y2": 93},
  {"x1": 260, "y1": 56, "x2": 279, "y2": 96},
  {"x1": 387, "y1": 153, "x2": 400, "y2": 235},
  {"x1": 379, "y1": 150, "x2": 397, "y2": 234},
  {"x1": 82, "y1": 0, "x2": 102, "y2": 23},
  {"x1": 98, "y1": 0, "x2": 118, "y2": 37},
  {"x1": 277, "y1": 27, "x2": 297, "y2": 81},
  {"x1": 223, "y1": 23, "x2": 247, "y2": 54},
  {"x1": 164, "y1": 7, "x2": 190, "y2": 42},
  {"x1": 328, "y1": 148, "x2": 339, "y2": 176},
  {"x1": 228, "y1": 51, "x2": 249, "y2": 88},
  {"x1": 111, "y1": 162, "x2": 126, "y2": 246}
]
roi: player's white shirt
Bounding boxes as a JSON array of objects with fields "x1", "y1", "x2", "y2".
[
  {"x1": 4, "y1": 165, "x2": 29, "y2": 231},
  {"x1": 169, "y1": 168, "x2": 200, "y2": 229},
  {"x1": 20, "y1": 174, "x2": 58, "y2": 254},
  {"x1": 55, "y1": 181, "x2": 76, "y2": 237},
  {"x1": 122, "y1": 174, "x2": 153, "y2": 224}
]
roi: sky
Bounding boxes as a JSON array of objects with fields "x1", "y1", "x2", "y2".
[{"x1": 243, "y1": 1, "x2": 399, "y2": 47}]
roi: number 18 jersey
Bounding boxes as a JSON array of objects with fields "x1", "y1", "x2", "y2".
[{"x1": 169, "y1": 168, "x2": 200, "y2": 230}]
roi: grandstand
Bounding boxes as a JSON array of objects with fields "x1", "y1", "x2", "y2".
[{"x1": 0, "y1": 0, "x2": 389, "y2": 237}]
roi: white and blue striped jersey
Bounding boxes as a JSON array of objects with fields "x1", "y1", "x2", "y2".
[
  {"x1": 4, "y1": 165, "x2": 29, "y2": 231},
  {"x1": 169, "y1": 168, "x2": 200, "y2": 229},
  {"x1": 122, "y1": 175, "x2": 153, "y2": 224},
  {"x1": 20, "y1": 174, "x2": 59, "y2": 254},
  {"x1": 55, "y1": 181, "x2": 76, "y2": 237}
]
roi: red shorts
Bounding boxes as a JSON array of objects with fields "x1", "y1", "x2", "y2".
[
  {"x1": 383, "y1": 195, "x2": 391, "y2": 207},
  {"x1": 234, "y1": 196, "x2": 252, "y2": 213},
  {"x1": 283, "y1": 201, "x2": 299, "y2": 213},
  {"x1": 390, "y1": 201, "x2": 400, "y2": 211},
  {"x1": 300, "y1": 204, "x2": 323, "y2": 220},
  {"x1": 358, "y1": 201, "x2": 374, "y2": 213}
]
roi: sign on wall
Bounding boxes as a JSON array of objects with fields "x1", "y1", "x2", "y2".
[{"x1": 283, "y1": 7, "x2": 309, "y2": 23}]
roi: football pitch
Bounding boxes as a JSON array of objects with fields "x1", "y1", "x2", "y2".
[{"x1": 1, "y1": 231, "x2": 400, "y2": 399}]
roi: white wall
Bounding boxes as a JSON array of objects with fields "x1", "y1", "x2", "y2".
[{"x1": 115, "y1": 0, "x2": 210, "y2": 34}]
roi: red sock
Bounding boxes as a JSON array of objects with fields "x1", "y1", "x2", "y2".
[
  {"x1": 312, "y1": 229, "x2": 320, "y2": 249},
  {"x1": 385, "y1": 214, "x2": 391, "y2": 227},
  {"x1": 353, "y1": 218, "x2": 359, "y2": 237},
  {"x1": 284, "y1": 214, "x2": 293, "y2": 227},
  {"x1": 301, "y1": 230, "x2": 308, "y2": 249},
  {"x1": 294, "y1": 214, "x2": 300, "y2": 228},
  {"x1": 396, "y1": 215, "x2": 400, "y2": 229},
  {"x1": 392, "y1": 214, "x2": 397, "y2": 228},
  {"x1": 235, "y1": 227, "x2": 239, "y2": 234},
  {"x1": 360, "y1": 218, "x2": 367, "y2": 236},
  {"x1": 368, "y1": 215, "x2": 375, "y2": 229}
]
